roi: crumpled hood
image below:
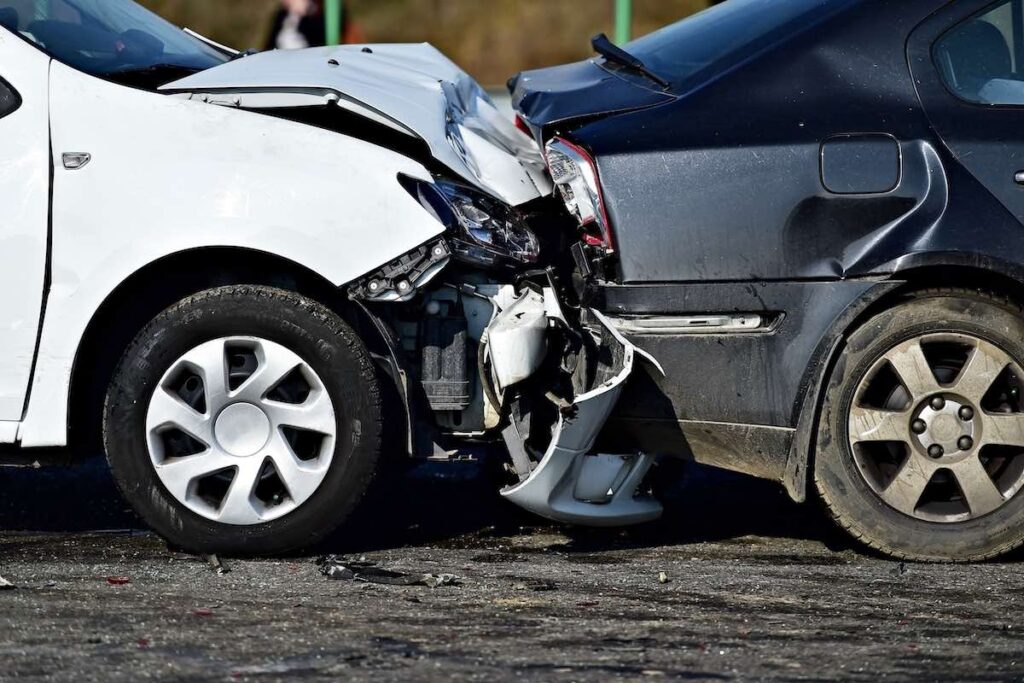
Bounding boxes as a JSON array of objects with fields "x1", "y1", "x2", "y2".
[
  {"x1": 162, "y1": 44, "x2": 552, "y2": 206},
  {"x1": 511, "y1": 59, "x2": 675, "y2": 131}
]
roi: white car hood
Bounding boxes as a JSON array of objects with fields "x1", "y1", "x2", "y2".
[{"x1": 162, "y1": 44, "x2": 552, "y2": 206}]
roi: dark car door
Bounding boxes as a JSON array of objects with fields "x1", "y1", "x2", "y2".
[{"x1": 911, "y1": 0, "x2": 1024, "y2": 225}]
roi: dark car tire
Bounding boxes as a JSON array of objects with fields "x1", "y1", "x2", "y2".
[
  {"x1": 815, "y1": 289, "x2": 1024, "y2": 562},
  {"x1": 104, "y1": 285, "x2": 383, "y2": 556}
]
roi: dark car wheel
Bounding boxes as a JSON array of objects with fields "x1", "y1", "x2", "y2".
[
  {"x1": 815, "y1": 290, "x2": 1024, "y2": 561},
  {"x1": 104, "y1": 285, "x2": 382, "y2": 555}
]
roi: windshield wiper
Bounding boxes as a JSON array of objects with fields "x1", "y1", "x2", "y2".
[
  {"x1": 591, "y1": 33, "x2": 670, "y2": 89},
  {"x1": 109, "y1": 63, "x2": 198, "y2": 76}
]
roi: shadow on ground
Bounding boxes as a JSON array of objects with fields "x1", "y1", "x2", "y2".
[{"x1": 0, "y1": 453, "x2": 850, "y2": 555}]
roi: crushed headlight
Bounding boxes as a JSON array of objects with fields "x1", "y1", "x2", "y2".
[
  {"x1": 401, "y1": 176, "x2": 540, "y2": 268},
  {"x1": 545, "y1": 137, "x2": 615, "y2": 251}
]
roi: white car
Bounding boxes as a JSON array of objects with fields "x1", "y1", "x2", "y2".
[{"x1": 0, "y1": 0, "x2": 659, "y2": 553}]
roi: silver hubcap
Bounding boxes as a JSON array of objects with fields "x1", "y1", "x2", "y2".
[
  {"x1": 849, "y1": 333, "x2": 1024, "y2": 523},
  {"x1": 146, "y1": 337, "x2": 336, "y2": 525}
]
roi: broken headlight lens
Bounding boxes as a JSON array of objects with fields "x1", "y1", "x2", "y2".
[{"x1": 400, "y1": 176, "x2": 540, "y2": 268}]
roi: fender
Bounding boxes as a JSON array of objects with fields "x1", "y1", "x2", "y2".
[
  {"x1": 787, "y1": 257, "x2": 1024, "y2": 502},
  {"x1": 17, "y1": 62, "x2": 447, "y2": 447}
]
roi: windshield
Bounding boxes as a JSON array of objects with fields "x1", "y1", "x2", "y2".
[
  {"x1": 0, "y1": 0, "x2": 228, "y2": 84},
  {"x1": 623, "y1": 0, "x2": 858, "y2": 92}
]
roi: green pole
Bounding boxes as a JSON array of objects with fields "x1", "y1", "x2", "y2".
[
  {"x1": 325, "y1": 0, "x2": 343, "y2": 45},
  {"x1": 615, "y1": 0, "x2": 632, "y2": 44}
]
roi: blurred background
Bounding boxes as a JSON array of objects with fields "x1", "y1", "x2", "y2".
[{"x1": 137, "y1": 0, "x2": 721, "y2": 86}]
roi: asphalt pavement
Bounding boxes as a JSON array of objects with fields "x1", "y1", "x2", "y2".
[{"x1": 1, "y1": 456, "x2": 1022, "y2": 682}]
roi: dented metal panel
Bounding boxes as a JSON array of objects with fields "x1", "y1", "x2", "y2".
[{"x1": 162, "y1": 44, "x2": 552, "y2": 206}]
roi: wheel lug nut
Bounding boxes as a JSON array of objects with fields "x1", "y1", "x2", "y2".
[
  {"x1": 959, "y1": 406, "x2": 974, "y2": 421},
  {"x1": 930, "y1": 396, "x2": 946, "y2": 411},
  {"x1": 928, "y1": 444, "x2": 945, "y2": 459},
  {"x1": 958, "y1": 436, "x2": 974, "y2": 451},
  {"x1": 911, "y1": 419, "x2": 927, "y2": 435}
]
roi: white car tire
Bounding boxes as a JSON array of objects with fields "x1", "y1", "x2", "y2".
[{"x1": 104, "y1": 285, "x2": 383, "y2": 555}]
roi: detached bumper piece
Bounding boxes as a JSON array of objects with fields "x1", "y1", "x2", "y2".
[{"x1": 491, "y1": 295, "x2": 662, "y2": 527}]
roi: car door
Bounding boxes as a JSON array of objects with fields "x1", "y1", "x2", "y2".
[
  {"x1": 910, "y1": 0, "x2": 1024, "y2": 225},
  {"x1": 0, "y1": 29, "x2": 51, "y2": 423}
]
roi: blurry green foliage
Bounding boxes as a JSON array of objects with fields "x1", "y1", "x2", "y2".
[{"x1": 138, "y1": 0, "x2": 710, "y2": 85}]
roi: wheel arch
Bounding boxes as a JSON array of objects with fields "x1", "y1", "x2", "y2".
[
  {"x1": 789, "y1": 262, "x2": 1024, "y2": 502},
  {"x1": 62, "y1": 246, "x2": 405, "y2": 455}
]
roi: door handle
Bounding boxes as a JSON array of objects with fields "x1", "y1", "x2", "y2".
[
  {"x1": 1015, "y1": 170, "x2": 1024, "y2": 185},
  {"x1": 62, "y1": 152, "x2": 91, "y2": 170}
]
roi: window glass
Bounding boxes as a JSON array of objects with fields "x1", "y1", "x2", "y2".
[
  {"x1": 935, "y1": 0, "x2": 1024, "y2": 105},
  {"x1": 0, "y1": 0, "x2": 227, "y2": 86},
  {"x1": 0, "y1": 78, "x2": 20, "y2": 119}
]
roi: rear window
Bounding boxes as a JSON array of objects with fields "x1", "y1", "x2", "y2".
[
  {"x1": 934, "y1": 0, "x2": 1024, "y2": 105},
  {"x1": 625, "y1": 0, "x2": 857, "y2": 93},
  {"x1": 0, "y1": 77, "x2": 18, "y2": 119}
]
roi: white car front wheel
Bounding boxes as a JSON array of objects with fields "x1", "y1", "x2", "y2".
[
  {"x1": 146, "y1": 336, "x2": 338, "y2": 526},
  {"x1": 105, "y1": 285, "x2": 383, "y2": 555}
]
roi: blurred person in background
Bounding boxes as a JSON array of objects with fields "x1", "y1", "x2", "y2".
[{"x1": 265, "y1": 0, "x2": 363, "y2": 50}]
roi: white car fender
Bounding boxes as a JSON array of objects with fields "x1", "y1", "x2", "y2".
[{"x1": 18, "y1": 61, "x2": 446, "y2": 447}]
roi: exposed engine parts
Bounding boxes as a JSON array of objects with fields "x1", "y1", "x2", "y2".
[
  {"x1": 345, "y1": 178, "x2": 661, "y2": 527},
  {"x1": 349, "y1": 238, "x2": 451, "y2": 302}
]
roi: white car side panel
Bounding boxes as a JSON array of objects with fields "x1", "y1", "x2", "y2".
[
  {"x1": 0, "y1": 33, "x2": 51, "y2": 421},
  {"x1": 19, "y1": 61, "x2": 444, "y2": 447}
]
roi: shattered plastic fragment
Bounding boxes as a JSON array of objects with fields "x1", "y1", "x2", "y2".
[
  {"x1": 317, "y1": 556, "x2": 459, "y2": 588},
  {"x1": 105, "y1": 576, "x2": 131, "y2": 586},
  {"x1": 0, "y1": 575, "x2": 14, "y2": 590},
  {"x1": 206, "y1": 554, "x2": 230, "y2": 576},
  {"x1": 512, "y1": 579, "x2": 556, "y2": 592}
]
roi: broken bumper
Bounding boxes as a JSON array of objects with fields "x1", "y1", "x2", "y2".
[{"x1": 497, "y1": 308, "x2": 663, "y2": 526}]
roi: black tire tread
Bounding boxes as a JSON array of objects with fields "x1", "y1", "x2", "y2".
[
  {"x1": 814, "y1": 287, "x2": 1024, "y2": 563},
  {"x1": 103, "y1": 285, "x2": 383, "y2": 555}
]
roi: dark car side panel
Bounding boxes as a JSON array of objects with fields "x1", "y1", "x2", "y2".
[
  {"x1": 571, "y1": 0, "x2": 960, "y2": 284},
  {"x1": 596, "y1": 279, "x2": 901, "y2": 499},
  {"x1": 599, "y1": 280, "x2": 883, "y2": 426}
]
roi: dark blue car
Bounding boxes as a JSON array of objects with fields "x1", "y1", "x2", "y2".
[{"x1": 513, "y1": 0, "x2": 1024, "y2": 561}]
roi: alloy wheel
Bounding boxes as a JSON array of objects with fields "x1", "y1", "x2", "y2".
[
  {"x1": 145, "y1": 337, "x2": 337, "y2": 525},
  {"x1": 848, "y1": 333, "x2": 1024, "y2": 523}
]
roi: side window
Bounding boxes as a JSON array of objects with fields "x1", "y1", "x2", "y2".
[
  {"x1": 0, "y1": 77, "x2": 20, "y2": 120},
  {"x1": 935, "y1": 0, "x2": 1024, "y2": 105}
]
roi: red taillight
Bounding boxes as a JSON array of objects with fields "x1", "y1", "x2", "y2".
[
  {"x1": 548, "y1": 137, "x2": 616, "y2": 252},
  {"x1": 514, "y1": 115, "x2": 532, "y2": 137}
]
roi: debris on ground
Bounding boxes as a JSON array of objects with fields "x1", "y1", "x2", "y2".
[
  {"x1": 659, "y1": 572, "x2": 671, "y2": 584},
  {"x1": 105, "y1": 576, "x2": 131, "y2": 586},
  {"x1": 206, "y1": 554, "x2": 230, "y2": 576},
  {"x1": 317, "y1": 556, "x2": 459, "y2": 588},
  {"x1": 511, "y1": 579, "x2": 556, "y2": 592},
  {"x1": 0, "y1": 575, "x2": 14, "y2": 590}
]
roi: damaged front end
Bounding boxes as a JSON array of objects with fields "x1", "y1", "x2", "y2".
[
  {"x1": 345, "y1": 176, "x2": 662, "y2": 527},
  {"x1": 162, "y1": 43, "x2": 661, "y2": 526}
]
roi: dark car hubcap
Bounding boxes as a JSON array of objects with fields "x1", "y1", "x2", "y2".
[{"x1": 848, "y1": 334, "x2": 1024, "y2": 523}]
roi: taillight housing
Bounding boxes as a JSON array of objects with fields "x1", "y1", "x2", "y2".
[
  {"x1": 514, "y1": 115, "x2": 532, "y2": 137},
  {"x1": 544, "y1": 137, "x2": 615, "y2": 251}
]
